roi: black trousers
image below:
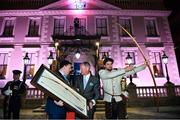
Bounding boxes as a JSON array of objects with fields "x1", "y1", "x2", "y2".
[
  {"x1": 87, "y1": 106, "x2": 95, "y2": 119},
  {"x1": 105, "y1": 99, "x2": 126, "y2": 119}
]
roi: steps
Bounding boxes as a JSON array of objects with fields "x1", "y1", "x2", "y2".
[
  {"x1": 32, "y1": 100, "x2": 106, "y2": 119},
  {"x1": 94, "y1": 100, "x2": 106, "y2": 119},
  {"x1": 32, "y1": 104, "x2": 45, "y2": 112}
]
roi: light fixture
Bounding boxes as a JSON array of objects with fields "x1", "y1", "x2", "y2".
[
  {"x1": 47, "y1": 51, "x2": 54, "y2": 65},
  {"x1": 161, "y1": 51, "x2": 171, "y2": 83},
  {"x1": 162, "y1": 51, "x2": 168, "y2": 64},
  {"x1": 102, "y1": 52, "x2": 106, "y2": 60},
  {"x1": 55, "y1": 41, "x2": 59, "y2": 49},
  {"x1": 23, "y1": 52, "x2": 30, "y2": 82},
  {"x1": 95, "y1": 41, "x2": 99, "y2": 47},
  {"x1": 126, "y1": 52, "x2": 133, "y2": 65},
  {"x1": 75, "y1": 49, "x2": 81, "y2": 59},
  {"x1": 23, "y1": 53, "x2": 30, "y2": 65},
  {"x1": 75, "y1": 0, "x2": 86, "y2": 9}
]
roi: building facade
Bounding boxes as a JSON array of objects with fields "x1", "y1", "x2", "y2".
[{"x1": 0, "y1": 0, "x2": 179, "y2": 87}]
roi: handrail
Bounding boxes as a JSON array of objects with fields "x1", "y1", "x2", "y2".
[
  {"x1": 0, "y1": 85, "x2": 180, "y2": 99},
  {"x1": 136, "y1": 86, "x2": 167, "y2": 98}
]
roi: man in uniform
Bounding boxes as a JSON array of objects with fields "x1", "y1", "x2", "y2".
[{"x1": 1, "y1": 70, "x2": 27, "y2": 119}]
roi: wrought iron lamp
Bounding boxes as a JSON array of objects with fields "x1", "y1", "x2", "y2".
[
  {"x1": 162, "y1": 51, "x2": 170, "y2": 83},
  {"x1": 47, "y1": 51, "x2": 54, "y2": 68},
  {"x1": 126, "y1": 52, "x2": 133, "y2": 84},
  {"x1": 75, "y1": 49, "x2": 81, "y2": 59},
  {"x1": 23, "y1": 52, "x2": 30, "y2": 82}
]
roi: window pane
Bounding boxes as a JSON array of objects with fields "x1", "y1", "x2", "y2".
[
  {"x1": 26, "y1": 64, "x2": 34, "y2": 79},
  {"x1": 0, "y1": 65, "x2": 7, "y2": 79},
  {"x1": 119, "y1": 18, "x2": 132, "y2": 36},
  {"x1": 96, "y1": 18, "x2": 107, "y2": 36},
  {"x1": 28, "y1": 19, "x2": 39, "y2": 37},
  {"x1": 79, "y1": 18, "x2": 86, "y2": 28},
  {"x1": 153, "y1": 63, "x2": 163, "y2": 77},
  {"x1": 0, "y1": 53, "x2": 8, "y2": 64},
  {"x1": 53, "y1": 19, "x2": 65, "y2": 35},
  {"x1": 2, "y1": 20, "x2": 14, "y2": 37},
  {"x1": 152, "y1": 52, "x2": 164, "y2": 77},
  {"x1": 145, "y1": 19, "x2": 158, "y2": 36}
]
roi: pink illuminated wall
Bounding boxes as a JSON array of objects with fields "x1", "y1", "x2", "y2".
[{"x1": 0, "y1": 0, "x2": 179, "y2": 88}]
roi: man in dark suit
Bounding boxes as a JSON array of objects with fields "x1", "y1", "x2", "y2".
[
  {"x1": 75, "y1": 62, "x2": 100, "y2": 119},
  {"x1": 45, "y1": 60, "x2": 72, "y2": 119}
]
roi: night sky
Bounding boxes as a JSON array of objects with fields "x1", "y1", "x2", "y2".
[{"x1": 164, "y1": 0, "x2": 180, "y2": 72}]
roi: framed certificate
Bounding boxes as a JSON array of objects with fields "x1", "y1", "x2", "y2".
[{"x1": 30, "y1": 64, "x2": 87, "y2": 118}]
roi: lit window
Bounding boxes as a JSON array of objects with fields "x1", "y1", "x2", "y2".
[
  {"x1": 151, "y1": 52, "x2": 164, "y2": 77},
  {"x1": 119, "y1": 18, "x2": 132, "y2": 36},
  {"x1": 96, "y1": 18, "x2": 108, "y2": 36},
  {"x1": 0, "y1": 53, "x2": 8, "y2": 79},
  {"x1": 145, "y1": 19, "x2": 158, "y2": 37}
]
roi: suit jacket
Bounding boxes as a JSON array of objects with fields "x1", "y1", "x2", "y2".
[
  {"x1": 99, "y1": 64, "x2": 146, "y2": 102},
  {"x1": 45, "y1": 71, "x2": 70, "y2": 115},
  {"x1": 75, "y1": 75, "x2": 100, "y2": 102}
]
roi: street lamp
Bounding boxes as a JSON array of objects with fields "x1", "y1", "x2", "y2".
[
  {"x1": 47, "y1": 51, "x2": 54, "y2": 69},
  {"x1": 75, "y1": 49, "x2": 81, "y2": 59},
  {"x1": 126, "y1": 52, "x2": 133, "y2": 84},
  {"x1": 95, "y1": 41, "x2": 100, "y2": 72},
  {"x1": 23, "y1": 52, "x2": 30, "y2": 82},
  {"x1": 162, "y1": 51, "x2": 170, "y2": 83}
]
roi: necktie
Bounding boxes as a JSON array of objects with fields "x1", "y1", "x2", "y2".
[
  {"x1": 83, "y1": 76, "x2": 88, "y2": 89},
  {"x1": 63, "y1": 75, "x2": 70, "y2": 84}
]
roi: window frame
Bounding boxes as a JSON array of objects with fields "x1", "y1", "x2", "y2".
[
  {"x1": 1, "y1": 17, "x2": 16, "y2": 37},
  {"x1": 144, "y1": 17, "x2": 159, "y2": 37},
  {"x1": 27, "y1": 17, "x2": 41, "y2": 37},
  {"x1": 119, "y1": 17, "x2": 133, "y2": 37},
  {"x1": 95, "y1": 16, "x2": 108, "y2": 36}
]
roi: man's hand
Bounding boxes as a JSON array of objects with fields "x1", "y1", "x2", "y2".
[
  {"x1": 125, "y1": 65, "x2": 134, "y2": 72},
  {"x1": 4, "y1": 90, "x2": 12, "y2": 96},
  {"x1": 54, "y1": 100, "x2": 64, "y2": 106},
  {"x1": 89, "y1": 101, "x2": 93, "y2": 109},
  {"x1": 144, "y1": 60, "x2": 150, "y2": 66}
]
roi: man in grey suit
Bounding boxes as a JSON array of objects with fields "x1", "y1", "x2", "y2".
[
  {"x1": 99, "y1": 58, "x2": 147, "y2": 119},
  {"x1": 75, "y1": 62, "x2": 100, "y2": 119}
]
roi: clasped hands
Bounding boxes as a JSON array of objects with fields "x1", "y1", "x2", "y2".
[{"x1": 4, "y1": 89, "x2": 12, "y2": 96}]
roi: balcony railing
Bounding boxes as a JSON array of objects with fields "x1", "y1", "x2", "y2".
[
  {"x1": 0, "y1": 85, "x2": 180, "y2": 99},
  {"x1": 26, "y1": 88, "x2": 44, "y2": 99},
  {"x1": 136, "y1": 86, "x2": 168, "y2": 98}
]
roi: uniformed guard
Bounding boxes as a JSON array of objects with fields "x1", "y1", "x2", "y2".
[{"x1": 1, "y1": 70, "x2": 27, "y2": 119}]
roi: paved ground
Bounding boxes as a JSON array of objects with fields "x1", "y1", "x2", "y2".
[{"x1": 0, "y1": 106, "x2": 180, "y2": 119}]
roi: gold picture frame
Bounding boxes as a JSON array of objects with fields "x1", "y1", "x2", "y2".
[{"x1": 30, "y1": 64, "x2": 87, "y2": 118}]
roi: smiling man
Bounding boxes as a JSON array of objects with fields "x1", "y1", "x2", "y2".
[{"x1": 75, "y1": 62, "x2": 100, "y2": 119}]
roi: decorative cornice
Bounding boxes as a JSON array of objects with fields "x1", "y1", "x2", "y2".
[{"x1": 0, "y1": 10, "x2": 171, "y2": 17}]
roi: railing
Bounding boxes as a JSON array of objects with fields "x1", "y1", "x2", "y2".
[
  {"x1": 136, "y1": 86, "x2": 167, "y2": 98},
  {"x1": 0, "y1": 85, "x2": 180, "y2": 99},
  {"x1": 26, "y1": 88, "x2": 44, "y2": 99},
  {"x1": 0, "y1": 88, "x2": 44, "y2": 99},
  {"x1": 175, "y1": 85, "x2": 180, "y2": 96}
]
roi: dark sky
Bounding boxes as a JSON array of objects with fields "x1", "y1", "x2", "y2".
[
  {"x1": 164, "y1": 0, "x2": 180, "y2": 73},
  {"x1": 164, "y1": 0, "x2": 180, "y2": 10}
]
